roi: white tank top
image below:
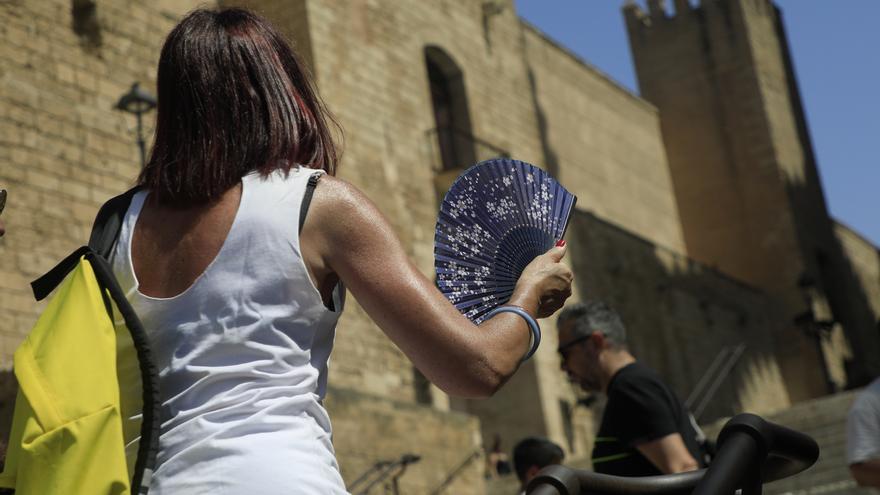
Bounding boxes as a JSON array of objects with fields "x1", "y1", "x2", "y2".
[{"x1": 112, "y1": 167, "x2": 348, "y2": 494}]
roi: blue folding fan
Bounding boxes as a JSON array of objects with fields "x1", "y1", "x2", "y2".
[{"x1": 434, "y1": 158, "x2": 577, "y2": 323}]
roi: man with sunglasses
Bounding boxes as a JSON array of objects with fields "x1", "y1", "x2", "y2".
[{"x1": 556, "y1": 301, "x2": 701, "y2": 476}]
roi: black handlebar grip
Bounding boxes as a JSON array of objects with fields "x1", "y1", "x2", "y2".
[
  {"x1": 526, "y1": 414, "x2": 818, "y2": 495},
  {"x1": 527, "y1": 466, "x2": 703, "y2": 494},
  {"x1": 692, "y1": 429, "x2": 760, "y2": 495},
  {"x1": 526, "y1": 465, "x2": 580, "y2": 495},
  {"x1": 529, "y1": 485, "x2": 563, "y2": 495},
  {"x1": 693, "y1": 413, "x2": 819, "y2": 495}
]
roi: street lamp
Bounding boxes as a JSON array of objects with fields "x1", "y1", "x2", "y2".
[
  {"x1": 115, "y1": 82, "x2": 156, "y2": 168},
  {"x1": 793, "y1": 275, "x2": 836, "y2": 338},
  {"x1": 793, "y1": 274, "x2": 839, "y2": 392}
]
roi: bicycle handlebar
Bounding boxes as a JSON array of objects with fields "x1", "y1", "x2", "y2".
[
  {"x1": 526, "y1": 413, "x2": 819, "y2": 495},
  {"x1": 692, "y1": 413, "x2": 819, "y2": 494},
  {"x1": 527, "y1": 465, "x2": 705, "y2": 495}
]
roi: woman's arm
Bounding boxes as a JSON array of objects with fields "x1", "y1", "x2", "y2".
[
  {"x1": 301, "y1": 176, "x2": 572, "y2": 398},
  {"x1": 851, "y1": 460, "x2": 880, "y2": 488}
]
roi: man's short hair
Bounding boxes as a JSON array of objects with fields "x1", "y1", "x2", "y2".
[
  {"x1": 513, "y1": 437, "x2": 564, "y2": 482},
  {"x1": 557, "y1": 301, "x2": 627, "y2": 348}
]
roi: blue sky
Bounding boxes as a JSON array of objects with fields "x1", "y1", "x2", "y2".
[{"x1": 515, "y1": 0, "x2": 880, "y2": 247}]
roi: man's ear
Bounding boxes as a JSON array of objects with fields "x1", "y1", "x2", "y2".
[{"x1": 589, "y1": 331, "x2": 606, "y2": 350}]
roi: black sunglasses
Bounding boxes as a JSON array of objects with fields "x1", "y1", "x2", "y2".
[
  {"x1": 557, "y1": 334, "x2": 591, "y2": 358},
  {"x1": 0, "y1": 189, "x2": 6, "y2": 216}
]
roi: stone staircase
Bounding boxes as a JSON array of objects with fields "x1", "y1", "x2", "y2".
[
  {"x1": 488, "y1": 391, "x2": 876, "y2": 494},
  {"x1": 759, "y1": 390, "x2": 876, "y2": 495}
]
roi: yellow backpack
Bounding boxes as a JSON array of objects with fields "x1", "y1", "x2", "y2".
[{"x1": 0, "y1": 189, "x2": 160, "y2": 495}]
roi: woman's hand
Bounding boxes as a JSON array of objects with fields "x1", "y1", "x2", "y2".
[{"x1": 514, "y1": 243, "x2": 573, "y2": 318}]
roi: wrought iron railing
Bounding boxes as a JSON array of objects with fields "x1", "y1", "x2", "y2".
[
  {"x1": 429, "y1": 448, "x2": 483, "y2": 495},
  {"x1": 685, "y1": 344, "x2": 747, "y2": 422},
  {"x1": 347, "y1": 453, "x2": 421, "y2": 495},
  {"x1": 425, "y1": 126, "x2": 510, "y2": 172}
]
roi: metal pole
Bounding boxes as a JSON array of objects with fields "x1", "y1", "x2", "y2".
[
  {"x1": 685, "y1": 346, "x2": 731, "y2": 410},
  {"x1": 693, "y1": 344, "x2": 746, "y2": 421},
  {"x1": 135, "y1": 111, "x2": 146, "y2": 168}
]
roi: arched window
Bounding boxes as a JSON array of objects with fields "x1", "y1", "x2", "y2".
[{"x1": 424, "y1": 46, "x2": 476, "y2": 173}]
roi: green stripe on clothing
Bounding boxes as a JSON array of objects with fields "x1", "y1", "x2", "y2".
[
  {"x1": 594, "y1": 436, "x2": 618, "y2": 442},
  {"x1": 592, "y1": 452, "x2": 631, "y2": 464}
]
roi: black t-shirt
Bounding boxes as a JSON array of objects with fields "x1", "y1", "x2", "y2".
[{"x1": 591, "y1": 362, "x2": 702, "y2": 476}]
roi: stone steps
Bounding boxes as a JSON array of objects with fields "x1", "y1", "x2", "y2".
[
  {"x1": 755, "y1": 391, "x2": 876, "y2": 495},
  {"x1": 489, "y1": 391, "x2": 878, "y2": 494}
]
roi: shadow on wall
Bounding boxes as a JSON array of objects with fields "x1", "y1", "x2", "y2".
[
  {"x1": 525, "y1": 65, "x2": 559, "y2": 179},
  {"x1": 565, "y1": 209, "x2": 792, "y2": 423},
  {"x1": 72, "y1": 0, "x2": 103, "y2": 52},
  {"x1": 773, "y1": 5, "x2": 879, "y2": 388},
  {"x1": 785, "y1": 179, "x2": 880, "y2": 388}
]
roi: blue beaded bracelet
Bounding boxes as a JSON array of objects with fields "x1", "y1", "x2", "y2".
[{"x1": 485, "y1": 305, "x2": 541, "y2": 362}]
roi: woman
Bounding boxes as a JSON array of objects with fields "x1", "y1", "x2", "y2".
[{"x1": 114, "y1": 8, "x2": 573, "y2": 494}]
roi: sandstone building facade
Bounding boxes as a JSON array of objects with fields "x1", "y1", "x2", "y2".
[{"x1": 0, "y1": 1, "x2": 877, "y2": 493}]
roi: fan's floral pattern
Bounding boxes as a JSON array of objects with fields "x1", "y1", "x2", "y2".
[{"x1": 434, "y1": 158, "x2": 577, "y2": 323}]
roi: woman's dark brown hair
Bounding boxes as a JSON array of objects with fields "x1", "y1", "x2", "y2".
[{"x1": 140, "y1": 8, "x2": 340, "y2": 205}]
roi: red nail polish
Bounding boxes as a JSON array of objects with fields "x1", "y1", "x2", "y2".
[{"x1": 556, "y1": 239, "x2": 566, "y2": 247}]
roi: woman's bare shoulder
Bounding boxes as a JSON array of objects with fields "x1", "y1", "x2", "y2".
[
  {"x1": 311, "y1": 175, "x2": 375, "y2": 221},
  {"x1": 306, "y1": 174, "x2": 392, "y2": 245},
  {"x1": 312, "y1": 174, "x2": 363, "y2": 206}
]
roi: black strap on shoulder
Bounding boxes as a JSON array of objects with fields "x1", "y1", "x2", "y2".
[
  {"x1": 298, "y1": 172, "x2": 322, "y2": 234},
  {"x1": 86, "y1": 190, "x2": 160, "y2": 494},
  {"x1": 88, "y1": 186, "x2": 142, "y2": 258},
  {"x1": 298, "y1": 172, "x2": 337, "y2": 312},
  {"x1": 31, "y1": 186, "x2": 141, "y2": 301},
  {"x1": 86, "y1": 251, "x2": 160, "y2": 495}
]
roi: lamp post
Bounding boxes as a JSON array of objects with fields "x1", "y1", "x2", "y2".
[
  {"x1": 794, "y1": 274, "x2": 839, "y2": 392},
  {"x1": 115, "y1": 82, "x2": 156, "y2": 168}
]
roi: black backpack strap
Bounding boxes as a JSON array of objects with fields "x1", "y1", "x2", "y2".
[
  {"x1": 85, "y1": 251, "x2": 160, "y2": 495},
  {"x1": 88, "y1": 186, "x2": 142, "y2": 259},
  {"x1": 31, "y1": 186, "x2": 141, "y2": 301},
  {"x1": 31, "y1": 246, "x2": 92, "y2": 301},
  {"x1": 85, "y1": 191, "x2": 159, "y2": 494},
  {"x1": 298, "y1": 172, "x2": 322, "y2": 234}
]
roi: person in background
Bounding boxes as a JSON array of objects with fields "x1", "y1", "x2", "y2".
[
  {"x1": 556, "y1": 301, "x2": 701, "y2": 476},
  {"x1": 0, "y1": 189, "x2": 7, "y2": 466},
  {"x1": 0, "y1": 188, "x2": 6, "y2": 237},
  {"x1": 513, "y1": 436, "x2": 564, "y2": 493},
  {"x1": 486, "y1": 434, "x2": 513, "y2": 478},
  {"x1": 109, "y1": 8, "x2": 573, "y2": 495},
  {"x1": 847, "y1": 376, "x2": 880, "y2": 488}
]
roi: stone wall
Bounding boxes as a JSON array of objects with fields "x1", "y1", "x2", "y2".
[
  {"x1": 294, "y1": 0, "x2": 547, "y2": 403},
  {"x1": 326, "y1": 385, "x2": 485, "y2": 495},
  {"x1": 624, "y1": 0, "x2": 808, "y2": 310},
  {"x1": 833, "y1": 221, "x2": 880, "y2": 379},
  {"x1": 521, "y1": 22, "x2": 685, "y2": 254},
  {"x1": 622, "y1": 0, "x2": 877, "y2": 400},
  {"x1": 567, "y1": 209, "x2": 791, "y2": 422},
  {"x1": 0, "y1": 0, "x2": 208, "y2": 362}
]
